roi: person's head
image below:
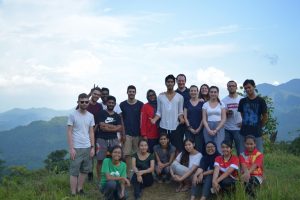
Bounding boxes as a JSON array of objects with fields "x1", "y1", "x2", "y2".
[
  {"x1": 176, "y1": 74, "x2": 187, "y2": 90},
  {"x1": 77, "y1": 93, "x2": 89, "y2": 110},
  {"x1": 159, "y1": 132, "x2": 169, "y2": 148},
  {"x1": 243, "y1": 79, "x2": 256, "y2": 97},
  {"x1": 227, "y1": 80, "x2": 237, "y2": 95},
  {"x1": 138, "y1": 138, "x2": 148, "y2": 153},
  {"x1": 110, "y1": 145, "x2": 123, "y2": 162},
  {"x1": 221, "y1": 140, "x2": 233, "y2": 156},
  {"x1": 106, "y1": 95, "x2": 116, "y2": 111},
  {"x1": 189, "y1": 85, "x2": 199, "y2": 99},
  {"x1": 244, "y1": 135, "x2": 256, "y2": 153},
  {"x1": 127, "y1": 85, "x2": 136, "y2": 100},
  {"x1": 146, "y1": 89, "x2": 157, "y2": 102},
  {"x1": 165, "y1": 74, "x2": 176, "y2": 91},
  {"x1": 205, "y1": 141, "x2": 217, "y2": 156},
  {"x1": 199, "y1": 84, "x2": 209, "y2": 100},
  {"x1": 90, "y1": 87, "x2": 102, "y2": 103},
  {"x1": 184, "y1": 138, "x2": 196, "y2": 153},
  {"x1": 208, "y1": 86, "x2": 219, "y2": 100},
  {"x1": 101, "y1": 87, "x2": 110, "y2": 103}
]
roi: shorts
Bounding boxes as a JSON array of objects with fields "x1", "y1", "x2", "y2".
[
  {"x1": 96, "y1": 138, "x2": 120, "y2": 160},
  {"x1": 69, "y1": 147, "x2": 92, "y2": 176},
  {"x1": 123, "y1": 135, "x2": 139, "y2": 156}
]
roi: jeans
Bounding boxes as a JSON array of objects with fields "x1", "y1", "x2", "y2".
[
  {"x1": 191, "y1": 174, "x2": 213, "y2": 198},
  {"x1": 240, "y1": 135, "x2": 263, "y2": 153},
  {"x1": 203, "y1": 121, "x2": 225, "y2": 153},
  {"x1": 225, "y1": 129, "x2": 241, "y2": 155},
  {"x1": 101, "y1": 180, "x2": 127, "y2": 200},
  {"x1": 131, "y1": 173, "x2": 153, "y2": 199}
]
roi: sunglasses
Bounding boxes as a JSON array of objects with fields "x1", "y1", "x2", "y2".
[{"x1": 80, "y1": 101, "x2": 89, "y2": 104}]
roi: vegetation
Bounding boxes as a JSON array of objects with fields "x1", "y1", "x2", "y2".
[
  {"x1": 0, "y1": 141, "x2": 300, "y2": 200},
  {"x1": 44, "y1": 149, "x2": 69, "y2": 174}
]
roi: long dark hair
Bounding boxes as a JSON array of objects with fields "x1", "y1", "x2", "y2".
[
  {"x1": 180, "y1": 138, "x2": 195, "y2": 167},
  {"x1": 209, "y1": 86, "x2": 222, "y2": 105},
  {"x1": 199, "y1": 84, "x2": 209, "y2": 101}
]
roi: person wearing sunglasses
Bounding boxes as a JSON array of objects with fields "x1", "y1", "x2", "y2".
[{"x1": 67, "y1": 93, "x2": 95, "y2": 196}]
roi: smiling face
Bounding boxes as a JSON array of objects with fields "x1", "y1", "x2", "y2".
[
  {"x1": 147, "y1": 91, "x2": 156, "y2": 102},
  {"x1": 200, "y1": 85, "x2": 209, "y2": 96},
  {"x1": 91, "y1": 89, "x2": 101, "y2": 103},
  {"x1": 176, "y1": 75, "x2": 186, "y2": 90},
  {"x1": 209, "y1": 87, "x2": 219, "y2": 100},
  {"x1": 127, "y1": 88, "x2": 136, "y2": 100},
  {"x1": 165, "y1": 78, "x2": 175, "y2": 90},
  {"x1": 138, "y1": 141, "x2": 148, "y2": 153},
  {"x1": 184, "y1": 140, "x2": 195, "y2": 153},
  {"x1": 189, "y1": 86, "x2": 198, "y2": 98},
  {"x1": 111, "y1": 147, "x2": 122, "y2": 161},
  {"x1": 159, "y1": 135, "x2": 169, "y2": 147},
  {"x1": 221, "y1": 143, "x2": 232, "y2": 157},
  {"x1": 205, "y1": 142, "x2": 216, "y2": 155},
  {"x1": 77, "y1": 97, "x2": 89, "y2": 110},
  {"x1": 244, "y1": 83, "x2": 255, "y2": 97},
  {"x1": 245, "y1": 138, "x2": 256, "y2": 153}
]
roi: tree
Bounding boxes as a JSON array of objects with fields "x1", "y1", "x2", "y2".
[{"x1": 44, "y1": 149, "x2": 69, "y2": 174}]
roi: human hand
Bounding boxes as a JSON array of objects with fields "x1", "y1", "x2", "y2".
[
  {"x1": 90, "y1": 148, "x2": 95, "y2": 158},
  {"x1": 70, "y1": 148, "x2": 76, "y2": 160}
]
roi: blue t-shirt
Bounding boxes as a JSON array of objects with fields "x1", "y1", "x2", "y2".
[
  {"x1": 120, "y1": 100, "x2": 144, "y2": 137},
  {"x1": 184, "y1": 100, "x2": 204, "y2": 129}
]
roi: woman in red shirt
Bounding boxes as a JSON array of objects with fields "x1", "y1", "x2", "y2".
[
  {"x1": 212, "y1": 140, "x2": 239, "y2": 194},
  {"x1": 239, "y1": 135, "x2": 264, "y2": 198},
  {"x1": 140, "y1": 89, "x2": 159, "y2": 153}
]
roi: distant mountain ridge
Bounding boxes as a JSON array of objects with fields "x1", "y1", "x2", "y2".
[
  {"x1": 257, "y1": 79, "x2": 300, "y2": 141},
  {"x1": 0, "y1": 107, "x2": 71, "y2": 131},
  {"x1": 0, "y1": 116, "x2": 68, "y2": 169}
]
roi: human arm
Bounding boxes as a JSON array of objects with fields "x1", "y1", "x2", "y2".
[
  {"x1": 176, "y1": 165, "x2": 198, "y2": 182},
  {"x1": 140, "y1": 105, "x2": 148, "y2": 139},
  {"x1": 178, "y1": 96, "x2": 185, "y2": 124},
  {"x1": 132, "y1": 156, "x2": 143, "y2": 183},
  {"x1": 202, "y1": 108, "x2": 215, "y2": 136},
  {"x1": 67, "y1": 125, "x2": 76, "y2": 160},
  {"x1": 138, "y1": 159, "x2": 155, "y2": 176},
  {"x1": 212, "y1": 166, "x2": 221, "y2": 192},
  {"x1": 89, "y1": 126, "x2": 95, "y2": 157},
  {"x1": 151, "y1": 95, "x2": 161, "y2": 124},
  {"x1": 214, "y1": 107, "x2": 226, "y2": 134},
  {"x1": 99, "y1": 123, "x2": 122, "y2": 132}
]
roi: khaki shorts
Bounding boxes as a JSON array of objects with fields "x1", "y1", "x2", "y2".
[
  {"x1": 69, "y1": 148, "x2": 92, "y2": 176},
  {"x1": 123, "y1": 135, "x2": 139, "y2": 156},
  {"x1": 96, "y1": 138, "x2": 120, "y2": 160}
]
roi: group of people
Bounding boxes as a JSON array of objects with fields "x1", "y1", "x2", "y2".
[{"x1": 66, "y1": 74, "x2": 268, "y2": 200}]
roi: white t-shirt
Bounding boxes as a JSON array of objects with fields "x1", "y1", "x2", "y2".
[
  {"x1": 222, "y1": 95, "x2": 242, "y2": 130},
  {"x1": 156, "y1": 93, "x2": 184, "y2": 130},
  {"x1": 176, "y1": 152, "x2": 202, "y2": 169},
  {"x1": 101, "y1": 102, "x2": 122, "y2": 114},
  {"x1": 203, "y1": 101, "x2": 225, "y2": 121},
  {"x1": 67, "y1": 110, "x2": 95, "y2": 148}
]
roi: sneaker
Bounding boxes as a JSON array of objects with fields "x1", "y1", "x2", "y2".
[
  {"x1": 78, "y1": 189, "x2": 85, "y2": 195},
  {"x1": 210, "y1": 188, "x2": 215, "y2": 194}
]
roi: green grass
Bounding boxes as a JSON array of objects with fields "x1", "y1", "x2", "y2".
[{"x1": 1, "y1": 150, "x2": 300, "y2": 200}]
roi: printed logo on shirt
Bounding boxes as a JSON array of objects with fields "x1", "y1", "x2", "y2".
[
  {"x1": 110, "y1": 171, "x2": 120, "y2": 177},
  {"x1": 105, "y1": 117, "x2": 115, "y2": 124},
  {"x1": 242, "y1": 103, "x2": 259, "y2": 126},
  {"x1": 227, "y1": 103, "x2": 238, "y2": 109}
]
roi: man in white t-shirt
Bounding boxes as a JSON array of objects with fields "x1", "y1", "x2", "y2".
[
  {"x1": 222, "y1": 80, "x2": 242, "y2": 155},
  {"x1": 67, "y1": 93, "x2": 95, "y2": 196}
]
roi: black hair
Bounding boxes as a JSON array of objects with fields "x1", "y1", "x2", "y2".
[
  {"x1": 243, "y1": 79, "x2": 256, "y2": 87},
  {"x1": 227, "y1": 80, "x2": 237, "y2": 86},
  {"x1": 127, "y1": 85, "x2": 136, "y2": 92},
  {"x1": 106, "y1": 95, "x2": 116, "y2": 102},
  {"x1": 176, "y1": 74, "x2": 187, "y2": 81},
  {"x1": 180, "y1": 138, "x2": 195, "y2": 167},
  {"x1": 158, "y1": 132, "x2": 170, "y2": 149},
  {"x1": 165, "y1": 74, "x2": 176, "y2": 83},
  {"x1": 146, "y1": 89, "x2": 156, "y2": 97},
  {"x1": 91, "y1": 86, "x2": 102, "y2": 93},
  {"x1": 190, "y1": 85, "x2": 198, "y2": 90},
  {"x1": 78, "y1": 93, "x2": 89, "y2": 100},
  {"x1": 138, "y1": 138, "x2": 148, "y2": 147},
  {"x1": 199, "y1": 84, "x2": 209, "y2": 100},
  {"x1": 110, "y1": 145, "x2": 123, "y2": 155},
  {"x1": 244, "y1": 135, "x2": 256, "y2": 143},
  {"x1": 221, "y1": 140, "x2": 233, "y2": 149},
  {"x1": 209, "y1": 86, "x2": 222, "y2": 105},
  {"x1": 101, "y1": 87, "x2": 109, "y2": 94}
]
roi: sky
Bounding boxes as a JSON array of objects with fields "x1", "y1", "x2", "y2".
[{"x1": 0, "y1": 0, "x2": 299, "y2": 112}]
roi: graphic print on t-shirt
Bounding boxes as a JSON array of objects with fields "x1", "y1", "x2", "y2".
[
  {"x1": 105, "y1": 117, "x2": 115, "y2": 124},
  {"x1": 110, "y1": 171, "x2": 120, "y2": 177},
  {"x1": 243, "y1": 103, "x2": 259, "y2": 126}
]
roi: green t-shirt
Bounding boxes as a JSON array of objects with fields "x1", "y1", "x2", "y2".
[{"x1": 100, "y1": 158, "x2": 127, "y2": 187}]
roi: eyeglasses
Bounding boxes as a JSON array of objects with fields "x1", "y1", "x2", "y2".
[{"x1": 80, "y1": 101, "x2": 89, "y2": 104}]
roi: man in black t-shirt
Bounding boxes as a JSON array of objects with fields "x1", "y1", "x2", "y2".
[
  {"x1": 238, "y1": 79, "x2": 268, "y2": 152},
  {"x1": 95, "y1": 95, "x2": 122, "y2": 179}
]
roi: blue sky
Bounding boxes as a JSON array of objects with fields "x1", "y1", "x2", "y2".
[{"x1": 0, "y1": 0, "x2": 299, "y2": 112}]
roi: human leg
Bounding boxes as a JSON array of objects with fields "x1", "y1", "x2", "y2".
[
  {"x1": 101, "y1": 180, "x2": 117, "y2": 200},
  {"x1": 123, "y1": 135, "x2": 133, "y2": 176}
]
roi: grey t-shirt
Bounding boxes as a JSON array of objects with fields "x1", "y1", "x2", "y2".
[
  {"x1": 153, "y1": 144, "x2": 176, "y2": 163},
  {"x1": 67, "y1": 110, "x2": 95, "y2": 148}
]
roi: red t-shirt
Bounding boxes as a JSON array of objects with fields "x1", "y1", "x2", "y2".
[
  {"x1": 239, "y1": 148, "x2": 263, "y2": 177},
  {"x1": 214, "y1": 155, "x2": 239, "y2": 179},
  {"x1": 140, "y1": 103, "x2": 159, "y2": 139}
]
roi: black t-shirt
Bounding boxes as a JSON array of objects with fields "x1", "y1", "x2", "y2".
[
  {"x1": 133, "y1": 152, "x2": 154, "y2": 170},
  {"x1": 176, "y1": 87, "x2": 190, "y2": 105},
  {"x1": 238, "y1": 96, "x2": 267, "y2": 137},
  {"x1": 95, "y1": 110, "x2": 121, "y2": 139},
  {"x1": 184, "y1": 100, "x2": 204, "y2": 129},
  {"x1": 120, "y1": 100, "x2": 143, "y2": 137}
]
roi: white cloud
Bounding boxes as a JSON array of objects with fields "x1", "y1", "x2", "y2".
[
  {"x1": 196, "y1": 67, "x2": 232, "y2": 89},
  {"x1": 273, "y1": 81, "x2": 280, "y2": 86}
]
